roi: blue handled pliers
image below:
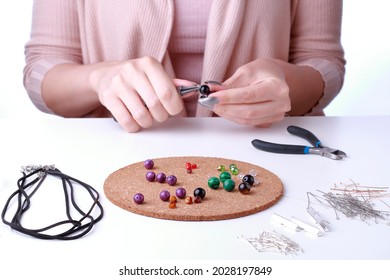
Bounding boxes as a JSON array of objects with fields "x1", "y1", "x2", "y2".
[{"x1": 251, "y1": 126, "x2": 347, "y2": 160}]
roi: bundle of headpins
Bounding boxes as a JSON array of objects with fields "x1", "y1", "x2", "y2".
[
  {"x1": 307, "y1": 180, "x2": 390, "y2": 226},
  {"x1": 238, "y1": 231, "x2": 303, "y2": 256}
]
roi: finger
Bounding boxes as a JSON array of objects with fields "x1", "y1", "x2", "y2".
[
  {"x1": 132, "y1": 73, "x2": 169, "y2": 123},
  {"x1": 204, "y1": 81, "x2": 229, "y2": 92},
  {"x1": 113, "y1": 75, "x2": 155, "y2": 128},
  {"x1": 145, "y1": 65, "x2": 184, "y2": 116},
  {"x1": 211, "y1": 79, "x2": 287, "y2": 105},
  {"x1": 173, "y1": 78, "x2": 197, "y2": 87},
  {"x1": 213, "y1": 102, "x2": 285, "y2": 126},
  {"x1": 107, "y1": 97, "x2": 141, "y2": 132}
]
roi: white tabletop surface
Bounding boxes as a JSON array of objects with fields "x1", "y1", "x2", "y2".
[{"x1": 1, "y1": 116, "x2": 389, "y2": 278}]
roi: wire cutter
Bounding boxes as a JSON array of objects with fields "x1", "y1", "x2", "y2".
[{"x1": 251, "y1": 125, "x2": 347, "y2": 160}]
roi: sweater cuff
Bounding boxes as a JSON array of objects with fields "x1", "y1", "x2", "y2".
[
  {"x1": 24, "y1": 58, "x2": 72, "y2": 114},
  {"x1": 296, "y1": 58, "x2": 344, "y2": 116}
]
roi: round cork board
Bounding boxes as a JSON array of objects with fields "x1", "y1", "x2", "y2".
[{"x1": 104, "y1": 156, "x2": 283, "y2": 221}]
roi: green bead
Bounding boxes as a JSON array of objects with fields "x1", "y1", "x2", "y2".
[
  {"x1": 223, "y1": 179, "x2": 235, "y2": 192},
  {"x1": 217, "y1": 165, "x2": 226, "y2": 172},
  {"x1": 219, "y1": 171, "x2": 231, "y2": 183},
  {"x1": 208, "y1": 177, "x2": 220, "y2": 190},
  {"x1": 229, "y1": 164, "x2": 239, "y2": 175},
  {"x1": 230, "y1": 167, "x2": 239, "y2": 175}
]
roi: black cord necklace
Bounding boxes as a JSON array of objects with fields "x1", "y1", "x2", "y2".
[{"x1": 1, "y1": 165, "x2": 103, "y2": 240}]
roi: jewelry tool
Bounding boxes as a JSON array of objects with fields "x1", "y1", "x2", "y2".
[
  {"x1": 251, "y1": 125, "x2": 347, "y2": 160},
  {"x1": 177, "y1": 81, "x2": 223, "y2": 108}
]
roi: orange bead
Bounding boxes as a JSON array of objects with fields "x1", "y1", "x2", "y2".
[
  {"x1": 185, "y1": 196, "x2": 193, "y2": 204},
  {"x1": 169, "y1": 202, "x2": 176, "y2": 209},
  {"x1": 170, "y1": 196, "x2": 177, "y2": 203}
]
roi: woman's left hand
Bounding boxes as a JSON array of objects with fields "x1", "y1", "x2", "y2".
[{"x1": 205, "y1": 59, "x2": 291, "y2": 127}]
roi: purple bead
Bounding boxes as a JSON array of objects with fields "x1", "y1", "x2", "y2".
[
  {"x1": 133, "y1": 193, "x2": 144, "y2": 204},
  {"x1": 156, "y1": 173, "x2": 166, "y2": 183},
  {"x1": 166, "y1": 175, "x2": 177, "y2": 186},
  {"x1": 175, "y1": 187, "x2": 186, "y2": 199},
  {"x1": 159, "y1": 190, "x2": 170, "y2": 202},
  {"x1": 143, "y1": 159, "x2": 154, "y2": 169},
  {"x1": 146, "y1": 171, "x2": 156, "y2": 182}
]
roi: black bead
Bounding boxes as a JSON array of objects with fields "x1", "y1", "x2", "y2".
[
  {"x1": 193, "y1": 187, "x2": 206, "y2": 200},
  {"x1": 199, "y1": 85, "x2": 210, "y2": 96},
  {"x1": 242, "y1": 174, "x2": 255, "y2": 186},
  {"x1": 238, "y1": 182, "x2": 251, "y2": 194}
]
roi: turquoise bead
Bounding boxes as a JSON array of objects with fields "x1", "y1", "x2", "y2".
[
  {"x1": 208, "y1": 177, "x2": 220, "y2": 190},
  {"x1": 219, "y1": 171, "x2": 231, "y2": 183},
  {"x1": 223, "y1": 179, "x2": 235, "y2": 192}
]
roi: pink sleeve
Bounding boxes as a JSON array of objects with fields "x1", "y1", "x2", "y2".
[
  {"x1": 290, "y1": 0, "x2": 346, "y2": 115},
  {"x1": 23, "y1": 0, "x2": 82, "y2": 113}
]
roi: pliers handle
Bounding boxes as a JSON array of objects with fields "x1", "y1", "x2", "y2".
[{"x1": 251, "y1": 126, "x2": 347, "y2": 160}]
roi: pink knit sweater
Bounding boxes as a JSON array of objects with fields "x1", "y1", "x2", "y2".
[{"x1": 24, "y1": 0, "x2": 345, "y2": 117}]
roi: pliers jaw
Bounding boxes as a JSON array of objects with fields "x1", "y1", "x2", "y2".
[
  {"x1": 308, "y1": 147, "x2": 347, "y2": 160},
  {"x1": 177, "y1": 85, "x2": 200, "y2": 96}
]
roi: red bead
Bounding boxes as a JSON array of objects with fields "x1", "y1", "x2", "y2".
[
  {"x1": 191, "y1": 163, "x2": 197, "y2": 169},
  {"x1": 185, "y1": 162, "x2": 192, "y2": 169},
  {"x1": 186, "y1": 168, "x2": 192, "y2": 174}
]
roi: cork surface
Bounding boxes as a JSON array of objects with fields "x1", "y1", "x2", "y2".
[{"x1": 104, "y1": 156, "x2": 283, "y2": 221}]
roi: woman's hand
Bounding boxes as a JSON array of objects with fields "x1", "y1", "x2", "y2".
[
  {"x1": 90, "y1": 56, "x2": 187, "y2": 132},
  {"x1": 205, "y1": 59, "x2": 292, "y2": 127}
]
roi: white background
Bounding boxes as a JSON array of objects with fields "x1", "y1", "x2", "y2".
[{"x1": 0, "y1": 0, "x2": 389, "y2": 119}]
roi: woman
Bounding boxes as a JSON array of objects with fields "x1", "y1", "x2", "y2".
[{"x1": 24, "y1": 0, "x2": 345, "y2": 132}]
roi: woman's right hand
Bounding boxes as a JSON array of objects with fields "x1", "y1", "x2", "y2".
[{"x1": 89, "y1": 56, "x2": 186, "y2": 132}]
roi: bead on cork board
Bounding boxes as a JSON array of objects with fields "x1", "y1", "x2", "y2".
[{"x1": 104, "y1": 156, "x2": 283, "y2": 221}]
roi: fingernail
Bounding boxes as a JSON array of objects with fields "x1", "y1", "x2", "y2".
[{"x1": 198, "y1": 97, "x2": 219, "y2": 109}]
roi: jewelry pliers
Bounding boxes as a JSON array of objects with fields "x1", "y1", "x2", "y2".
[{"x1": 251, "y1": 126, "x2": 347, "y2": 160}]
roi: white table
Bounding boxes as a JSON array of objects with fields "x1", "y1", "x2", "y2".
[{"x1": 1, "y1": 116, "x2": 389, "y2": 278}]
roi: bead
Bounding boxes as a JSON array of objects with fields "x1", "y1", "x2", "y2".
[
  {"x1": 238, "y1": 182, "x2": 251, "y2": 194},
  {"x1": 191, "y1": 163, "x2": 197, "y2": 169},
  {"x1": 223, "y1": 179, "x2": 235, "y2": 192},
  {"x1": 175, "y1": 187, "x2": 186, "y2": 199},
  {"x1": 199, "y1": 85, "x2": 210, "y2": 96},
  {"x1": 194, "y1": 187, "x2": 206, "y2": 200},
  {"x1": 156, "y1": 172, "x2": 166, "y2": 183},
  {"x1": 169, "y1": 202, "x2": 176, "y2": 209},
  {"x1": 230, "y1": 167, "x2": 239, "y2": 175},
  {"x1": 219, "y1": 171, "x2": 231, "y2": 183},
  {"x1": 207, "y1": 177, "x2": 220, "y2": 190},
  {"x1": 242, "y1": 174, "x2": 255, "y2": 186},
  {"x1": 194, "y1": 196, "x2": 202, "y2": 203},
  {"x1": 185, "y1": 196, "x2": 193, "y2": 204},
  {"x1": 143, "y1": 159, "x2": 154, "y2": 169},
  {"x1": 217, "y1": 165, "x2": 226, "y2": 172},
  {"x1": 145, "y1": 171, "x2": 156, "y2": 182},
  {"x1": 159, "y1": 190, "x2": 170, "y2": 202},
  {"x1": 229, "y1": 164, "x2": 239, "y2": 175},
  {"x1": 133, "y1": 193, "x2": 144, "y2": 204},
  {"x1": 166, "y1": 175, "x2": 177, "y2": 186},
  {"x1": 170, "y1": 196, "x2": 177, "y2": 203},
  {"x1": 185, "y1": 162, "x2": 192, "y2": 170},
  {"x1": 187, "y1": 168, "x2": 192, "y2": 174}
]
